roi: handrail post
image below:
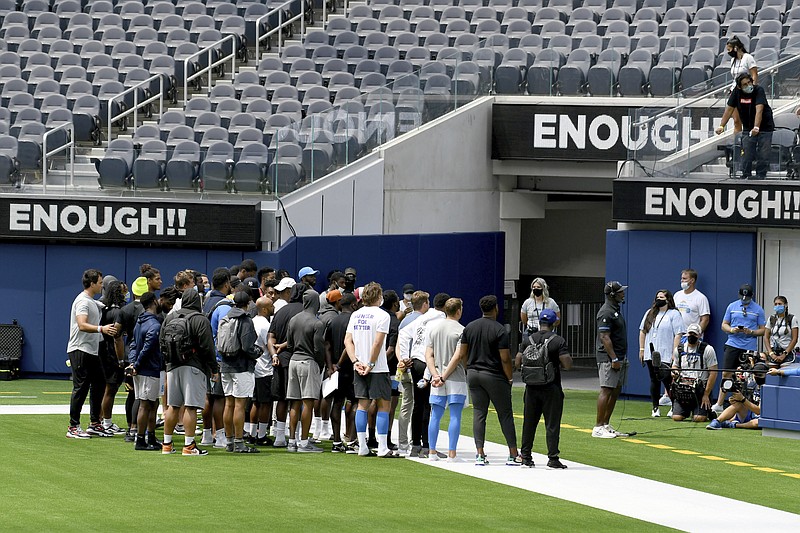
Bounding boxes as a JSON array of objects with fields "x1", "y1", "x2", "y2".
[{"x1": 42, "y1": 121, "x2": 74, "y2": 194}]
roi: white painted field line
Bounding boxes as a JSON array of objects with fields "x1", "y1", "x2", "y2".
[
  {"x1": 405, "y1": 430, "x2": 799, "y2": 533},
  {"x1": 0, "y1": 405, "x2": 128, "y2": 415}
]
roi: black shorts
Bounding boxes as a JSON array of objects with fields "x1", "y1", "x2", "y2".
[
  {"x1": 672, "y1": 396, "x2": 710, "y2": 419},
  {"x1": 207, "y1": 375, "x2": 225, "y2": 397},
  {"x1": 333, "y1": 368, "x2": 356, "y2": 403},
  {"x1": 353, "y1": 372, "x2": 391, "y2": 401},
  {"x1": 723, "y1": 345, "x2": 747, "y2": 371},
  {"x1": 271, "y1": 365, "x2": 289, "y2": 401},
  {"x1": 100, "y1": 353, "x2": 125, "y2": 386},
  {"x1": 253, "y1": 376, "x2": 273, "y2": 404}
]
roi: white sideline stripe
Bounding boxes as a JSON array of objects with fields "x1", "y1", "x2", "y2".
[
  {"x1": 0, "y1": 405, "x2": 128, "y2": 415},
  {"x1": 406, "y1": 430, "x2": 799, "y2": 532}
]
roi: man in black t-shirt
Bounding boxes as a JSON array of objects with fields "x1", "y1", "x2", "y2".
[
  {"x1": 594, "y1": 281, "x2": 628, "y2": 439},
  {"x1": 515, "y1": 309, "x2": 572, "y2": 469},
  {"x1": 716, "y1": 73, "x2": 775, "y2": 180},
  {"x1": 450, "y1": 295, "x2": 519, "y2": 466},
  {"x1": 325, "y1": 293, "x2": 358, "y2": 452}
]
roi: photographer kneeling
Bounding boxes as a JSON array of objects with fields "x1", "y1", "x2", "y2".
[
  {"x1": 670, "y1": 324, "x2": 718, "y2": 422},
  {"x1": 708, "y1": 355, "x2": 765, "y2": 429}
]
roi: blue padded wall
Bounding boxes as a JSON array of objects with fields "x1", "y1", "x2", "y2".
[
  {"x1": 0, "y1": 232, "x2": 503, "y2": 376},
  {"x1": 606, "y1": 230, "x2": 756, "y2": 397}
]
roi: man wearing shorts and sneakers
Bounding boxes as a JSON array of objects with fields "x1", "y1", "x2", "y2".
[
  {"x1": 160, "y1": 288, "x2": 219, "y2": 456},
  {"x1": 128, "y1": 292, "x2": 163, "y2": 451},
  {"x1": 345, "y1": 282, "x2": 398, "y2": 458},
  {"x1": 251, "y1": 295, "x2": 274, "y2": 446},
  {"x1": 594, "y1": 281, "x2": 629, "y2": 439}
]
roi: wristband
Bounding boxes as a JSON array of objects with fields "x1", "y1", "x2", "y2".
[
  {"x1": 611, "y1": 358, "x2": 620, "y2": 363},
  {"x1": 97, "y1": 325, "x2": 102, "y2": 333}
]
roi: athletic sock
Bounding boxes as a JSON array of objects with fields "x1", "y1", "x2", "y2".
[
  {"x1": 163, "y1": 434, "x2": 173, "y2": 444},
  {"x1": 234, "y1": 438, "x2": 245, "y2": 450},
  {"x1": 103, "y1": 418, "x2": 113, "y2": 429},
  {"x1": 288, "y1": 438, "x2": 296, "y2": 446},
  {"x1": 257, "y1": 423, "x2": 268, "y2": 439},
  {"x1": 311, "y1": 416, "x2": 322, "y2": 436},
  {"x1": 356, "y1": 409, "x2": 368, "y2": 452},
  {"x1": 357, "y1": 432, "x2": 368, "y2": 453},
  {"x1": 244, "y1": 422, "x2": 252, "y2": 436},
  {"x1": 202, "y1": 428, "x2": 212, "y2": 441},
  {"x1": 184, "y1": 436, "x2": 194, "y2": 447},
  {"x1": 321, "y1": 419, "x2": 330, "y2": 434},
  {"x1": 215, "y1": 429, "x2": 226, "y2": 444},
  {"x1": 300, "y1": 439, "x2": 309, "y2": 448},
  {"x1": 376, "y1": 411, "x2": 390, "y2": 455},
  {"x1": 275, "y1": 421, "x2": 286, "y2": 442}
]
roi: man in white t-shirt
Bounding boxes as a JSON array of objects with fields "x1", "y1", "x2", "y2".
[
  {"x1": 344, "y1": 282, "x2": 397, "y2": 458},
  {"x1": 250, "y1": 295, "x2": 274, "y2": 446},
  {"x1": 674, "y1": 269, "x2": 711, "y2": 333}
]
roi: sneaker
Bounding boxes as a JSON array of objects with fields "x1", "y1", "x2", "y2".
[
  {"x1": 592, "y1": 426, "x2": 616, "y2": 438},
  {"x1": 298, "y1": 442, "x2": 324, "y2": 453},
  {"x1": 226, "y1": 442, "x2": 235, "y2": 453},
  {"x1": 410, "y1": 445, "x2": 422, "y2": 457},
  {"x1": 214, "y1": 436, "x2": 229, "y2": 449},
  {"x1": 447, "y1": 456, "x2": 464, "y2": 463},
  {"x1": 721, "y1": 420, "x2": 737, "y2": 429},
  {"x1": 651, "y1": 408, "x2": 660, "y2": 418},
  {"x1": 147, "y1": 437, "x2": 162, "y2": 448},
  {"x1": 256, "y1": 436, "x2": 274, "y2": 446},
  {"x1": 711, "y1": 404, "x2": 724, "y2": 415},
  {"x1": 287, "y1": 443, "x2": 298, "y2": 453},
  {"x1": 420, "y1": 447, "x2": 430, "y2": 458},
  {"x1": 547, "y1": 459, "x2": 568, "y2": 469},
  {"x1": 155, "y1": 418, "x2": 165, "y2": 428},
  {"x1": 86, "y1": 423, "x2": 113, "y2": 437},
  {"x1": 604, "y1": 424, "x2": 620, "y2": 436},
  {"x1": 658, "y1": 393, "x2": 672, "y2": 406},
  {"x1": 345, "y1": 442, "x2": 359, "y2": 454},
  {"x1": 398, "y1": 445, "x2": 409, "y2": 455},
  {"x1": 245, "y1": 435, "x2": 256, "y2": 445},
  {"x1": 367, "y1": 438, "x2": 379, "y2": 450},
  {"x1": 174, "y1": 424, "x2": 185, "y2": 435},
  {"x1": 200, "y1": 434, "x2": 215, "y2": 446},
  {"x1": 506, "y1": 455, "x2": 523, "y2": 466},
  {"x1": 234, "y1": 444, "x2": 261, "y2": 453},
  {"x1": 429, "y1": 450, "x2": 447, "y2": 461},
  {"x1": 706, "y1": 419, "x2": 722, "y2": 430},
  {"x1": 106, "y1": 423, "x2": 125, "y2": 435},
  {"x1": 388, "y1": 441, "x2": 398, "y2": 451},
  {"x1": 182, "y1": 442, "x2": 208, "y2": 456},
  {"x1": 135, "y1": 440, "x2": 158, "y2": 451},
  {"x1": 124, "y1": 430, "x2": 136, "y2": 443},
  {"x1": 162, "y1": 442, "x2": 176, "y2": 455},
  {"x1": 272, "y1": 439, "x2": 288, "y2": 448},
  {"x1": 667, "y1": 409, "x2": 673, "y2": 418},
  {"x1": 66, "y1": 426, "x2": 91, "y2": 439},
  {"x1": 474, "y1": 454, "x2": 488, "y2": 466},
  {"x1": 521, "y1": 456, "x2": 535, "y2": 468},
  {"x1": 331, "y1": 442, "x2": 347, "y2": 453}
]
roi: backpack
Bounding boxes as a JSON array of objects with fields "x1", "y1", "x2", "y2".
[
  {"x1": 206, "y1": 297, "x2": 232, "y2": 320},
  {"x1": 159, "y1": 315, "x2": 195, "y2": 365},
  {"x1": 216, "y1": 313, "x2": 242, "y2": 359},
  {"x1": 521, "y1": 332, "x2": 556, "y2": 386}
]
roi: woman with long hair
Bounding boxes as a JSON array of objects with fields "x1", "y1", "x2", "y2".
[
  {"x1": 726, "y1": 36, "x2": 758, "y2": 134},
  {"x1": 764, "y1": 295, "x2": 798, "y2": 366},
  {"x1": 638, "y1": 289, "x2": 684, "y2": 417},
  {"x1": 98, "y1": 280, "x2": 127, "y2": 435},
  {"x1": 520, "y1": 277, "x2": 560, "y2": 332}
]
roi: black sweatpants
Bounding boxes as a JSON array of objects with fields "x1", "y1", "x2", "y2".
[
  {"x1": 467, "y1": 369, "x2": 517, "y2": 450},
  {"x1": 410, "y1": 359, "x2": 431, "y2": 447},
  {"x1": 521, "y1": 383, "x2": 564, "y2": 460},
  {"x1": 645, "y1": 360, "x2": 672, "y2": 409},
  {"x1": 68, "y1": 350, "x2": 105, "y2": 427}
]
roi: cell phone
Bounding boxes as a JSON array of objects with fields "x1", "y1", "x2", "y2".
[{"x1": 737, "y1": 325, "x2": 745, "y2": 330}]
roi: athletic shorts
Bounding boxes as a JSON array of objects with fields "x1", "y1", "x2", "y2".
[
  {"x1": 672, "y1": 396, "x2": 710, "y2": 419},
  {"x1": 353, "y1": 372, "x2": 391, "y2": 401},
  {"x1": 333, "y1": 368, "x2": 356, "y2": 403},
  {"x1": 271, "y1": 364, "x2": 289, "y2": 401},
  {"x1": 429, "y1": 394, "x2": 467, "y2": 407},
  {"x1": 100, "y1": 353, "x2": 125, "y2": 386},
  {"x1": 286, "y1": 359, "x2": 322, "y2": 400},
  {"x1": 253, "y1": 376, "x2": 273, "y2": 404},
  {"x1": 134, "y1": 375, "x2": 160, "y2": 402},
  {"x1": 166, "y1": 365, "x2": 207, "y2": 409},
  {"x1": 598, "y1": 359, "x2": 629, "y2": 389},
  {"x1": 221, "y1": 372, "x2": 255, "y2": 398},
  {"x1": 391, "y1": 377, "x2": 400, "y2": 396},
  {"x1": 734, "y1": 411, "x2": 759, "y2": 424},
  {"x1": 723, "y1": 345, "x2": 747, "y2": 372},
  {"x1": 207, "y1": 374, "x2": 225, "y2": 397}
]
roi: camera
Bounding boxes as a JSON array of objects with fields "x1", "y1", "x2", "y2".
[{"x1": 722, "y1": 351, "x2": 768, "y2": 397}]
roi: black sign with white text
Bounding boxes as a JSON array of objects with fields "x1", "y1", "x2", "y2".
[
  {"x1": 492, "y1": 104, "x2": 722, "y2": 161},
  {"x1": 0, "y1": 198, "x2": 261, "y2": 249},
  {"x1": 614, "y1": 180, "x2": 800, "y2": 228}
]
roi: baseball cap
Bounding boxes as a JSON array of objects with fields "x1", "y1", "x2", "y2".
[
  {"x1": 344, "y1": 267, "x2": 357, "y2": 276},
  {"x1": 326, "y1": 290, "x2": 343, "y2": 303},
  {"x1": 739, "y1": 283, "x2": 754, "y2": 297},
  {"x1": 402, "y1": 283, "x2": 415, "y2": 294},
  {"x1": 539, "y1": 309, "x2": 558, "y2": 325},
  {"x1": 275, "y1": 277, "x2": 295, "y2": 291},
  {"x1": 132, "y1": 276, "x2": 149, "y2": 297},
  {"x1": 687, "y1": 323, "x2": 702, "y2": 336},
  {"x1": 298, "y1": 266, "x2": 319, "y2": 278},
  {"x1": 243, "y1": 277, "x2": 259, "y2": 290},
  {"x1": 604, "y1": 281, "x2": 628, "y2": 295},
  {"x1": 354, "y1": 286, "x2": 364, "y2": 302}
]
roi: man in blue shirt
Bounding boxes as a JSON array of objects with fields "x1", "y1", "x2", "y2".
[{"x1": 714, "y1": 284, "x2": 765, "y2": 414}]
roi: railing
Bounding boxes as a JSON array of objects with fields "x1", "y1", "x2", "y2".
[
  {"x1": 42, "y1": 121, "x2": 75, "y2": 194},
  {"x1": 183, "y1": 34, "x2": 237, "y2": 106},
  {"x1": 255, "y1": 0, "x2": 305, "y2": 61},
  {"x1": 559, "y1": 302, "x2": 603, "y2": 360},
  {"x1": 107, "y1": 74, "x2": 165, "y2": 142}
]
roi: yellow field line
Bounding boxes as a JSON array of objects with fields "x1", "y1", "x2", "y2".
[
  {"x1": 621, "y1": 439, "x2": 650, "y2": 444},
  {"x1": 726, "y1": 461, "x2": 755, "y2": 467},
  {"x1": 647, "y1": 444, "x2": 674, "y2": 449},
  {"x1": 0, "y1": 391, "x2": 20, "y2": 394},
  {"x1": 672, "y1": 450, "x2": 701, "y2": 455},
  {"x1": 699, "y1": 456, "x2": 728, "y2": 461},
  {"x1": 753, "y1": 467, "x2": 785, "y2": 473}
]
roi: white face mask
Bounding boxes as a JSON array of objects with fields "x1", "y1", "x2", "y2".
[
  {"x1": 378, "y1": 298, "x2": 384, "y2": 307},
  {"x1": 680, "y1": 282, "x2": 689, "y2": 291},
  {"x1": 404, "y1": 292, "x2": 413, "y2": 300}
]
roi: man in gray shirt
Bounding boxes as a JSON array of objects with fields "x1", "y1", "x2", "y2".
[
  {"x1": 67, "y1": 269, "x2": 119, "y2": 439},
  {"x1": 286, "y1": 290, "x2": 326, "y2": 452}
]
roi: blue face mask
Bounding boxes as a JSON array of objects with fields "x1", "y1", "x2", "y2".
[
  {"x1": 774, "y1": 305, "x2": 786, "y2": 315},
  {"x1": 742, "y1": 84, "x2": 754, "y2": 94}
]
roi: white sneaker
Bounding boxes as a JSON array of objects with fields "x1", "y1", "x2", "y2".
[
  {"x1": 213, "y1": 435, "x2": 228, "y2": 449},
  {"x1": 592, "y1": 425, "x2": 616, "y2": 438},
  {"x1": 604, "y1": 424, "x2": 620, "y2": 436},
  {"x1": 651, "y1": 407, "x2": 660, "y2": 418},
  {"x1": 200, "y1": 434, "x2": 214, "y2": 446},
  {"x1": 712, "y1": 404, "x2": 724, "y2": 415},
  {"x1": 447, "y1": 456, "x2": 464, "y2": 463},
  {"x1": 317, "y1": 428, "x2": 333, "y2": 441},
  {"x1": 667, "y1": 409, "x2": 673, "y2": 417},
  {"x1": 658, "y1": 393, "x2": 672, "y2": 406},
  {"x1": 398, "y1": 445, "x2": 409, "y2": 455}
]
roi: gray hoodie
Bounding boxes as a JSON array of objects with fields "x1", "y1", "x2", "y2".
[{"x1": 286, "y1": 290, "x2": 325, "y2": 367}]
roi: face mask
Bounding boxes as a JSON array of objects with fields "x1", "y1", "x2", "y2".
[
  {"x1": 680, "y1": 282, "x2": 689, "y2": 291},
  {"x1": 655, "y1": 299, "x2": 667, "y2": 308},
  {"x1": 532, "y1": 288, "x2": 543, "y2": 297},
  {"x1": 774, "y1": 305, "x2": 786, "y2": 315},
  {"x1": 687, "y1": 335, "x2": 699, "y2": 344},
  {"x1": 378, "y1": 298, "x2": 384, "y2": 307},
  {"x1": 741, "y1": 296, "x2": 752, "y2": 305},
  {"x1": 404, "y1": 292, "x2": 413, "y2": 300},
  {"x1": 742, "y1": 84, "x2": 754, "y2": 94},
  {"x1": 124, "y1": 292, "x2": 131, "y2": 303},
  {"x1": 728, "y1": 49, "x2": 738, "y2": 58}
]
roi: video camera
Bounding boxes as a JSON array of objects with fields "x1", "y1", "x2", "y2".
[{"x1": 720, "y1": 350, "x2": 767, "y2": 399}]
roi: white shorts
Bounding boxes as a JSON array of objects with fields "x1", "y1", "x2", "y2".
[
  {"x1": 221, "y1": 372, "x2": 255, "y2": 398},
  {"x1": 134, "y1": 375, "x2": 160, "y2": 402}
]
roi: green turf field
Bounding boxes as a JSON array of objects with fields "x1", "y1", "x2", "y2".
[{"x1": 0, "y1": 379, "x2": 797, "y2": 530}]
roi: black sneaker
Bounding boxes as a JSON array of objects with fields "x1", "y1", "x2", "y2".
[
  {"x1": 345, "y1": 442, "x2": 359, "y2": 454},
  {"x1": 135, "y1": 439, "x2": 157, "y2": 451},
  {"x1": 387, "y1": 441, "x2": 398, "y2": 451},
  {"x1": 547, "y1": 459, "x2": 568, "y2": 469},
  {"x1": 174, "y1": 425, "x2": 185, "y2": 435},
  {"x1": 256, "y1": 436, "x2": 274, "y2": 446},
  {"x1": 245, "y1": 435, "x2": 256, "y2": 445},
  {"x1": 86, "y1": 423, "x2": 113, "y2": 438},
  {"x1": 124, "y1": 430, "x2": 136, "y2": 443},
  {"x1": 331, "y1": 442, "x2": 347, "y2": 453},
  {"x1": 148, "y1": 436, "x2": 163, "y2": 448},
  {"x1": 366, "y1": 438, "x2": 379, "y2": 450},
  {"x1": 521, "y1": 456, "x2": 535, "y2": 468}
]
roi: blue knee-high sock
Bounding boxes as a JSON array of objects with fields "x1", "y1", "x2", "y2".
[
  {"x1": 429, "y1": 403, "x2": 445, "y2": 451},
  {"x1": 355, "y1": 409, "x2": 368, "y2": 433},
  {"x1": 447, "y1": 403, "x2": 464, "y2": 452},
  {"x1": 376, "y1": 411, "x2": 389, "y2": 435}
]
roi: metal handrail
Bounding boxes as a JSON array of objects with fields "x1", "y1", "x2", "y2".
[
  {"x1": 183, "y1": 34, "x2": 237, "y2": 106},
  {"x1": 107, "y1": 74, "x2": 165, "y2": 142},
  {"x1": 255, "y1": 0, "x2": 305, "y2": 61},
  {"x1": 42, "y1": 121, "x2": 75, "y2": 194},
  {"x1": 632, "y1": 53, "x2": 800, "y2": 129}
]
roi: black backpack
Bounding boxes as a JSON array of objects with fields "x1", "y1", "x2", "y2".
[
  {"x1": 159, "y1": 315, "x2": 195, "y2": 365},
  {"x1": 521, "y1": 332, "x2": 556, "y2": 386}
]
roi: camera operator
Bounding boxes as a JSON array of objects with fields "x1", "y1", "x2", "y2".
[
  {"x1": 670, "y1": 324, "x2": 718, "y2": 423},
  {"x1": 708, "y1": 355, "x2": 765, "y2": 430}
]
